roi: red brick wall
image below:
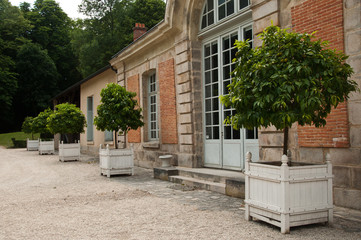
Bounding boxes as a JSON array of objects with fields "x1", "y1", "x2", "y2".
[
  {"x1": 126, "y1": 74, "x2": 141, "y2": 143},
  {"x1": 292, "y1": 0, "x2": 349, "y2": 148},
  {"x1": 158, "y1": 58, "x2": 178, "y2": 144}
]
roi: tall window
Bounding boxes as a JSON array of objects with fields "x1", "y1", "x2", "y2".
[
  {"x1": 148, "y1": 73, "x2": 158, "y2": 140},
  {"x1": 201, "y1": 0, "x2": 250, "y2": 30},
  {"x1": 87, "y1": 96, "x2": 93, "y2": 141}
]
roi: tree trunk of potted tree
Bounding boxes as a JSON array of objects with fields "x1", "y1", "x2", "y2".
[{"x1": 220, "y1": 25, "x2": 358, "y2": 233}]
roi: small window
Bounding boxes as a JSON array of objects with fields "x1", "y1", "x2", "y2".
[
  {"x1": 105, "y1": 130, "x2": 113, "y2": 142},
  {"x1": 218, "y1": 0, "x2": 235, "y2": 21},
  {"x1": 87, "y1": 96, "x2": 93, "y2": 141},
  {"x1": 148, "y1": 73, "x2": 158, "y2": 140},
  {"x1": 201, "y1": 0, "x2": 215, "y2": 29}
]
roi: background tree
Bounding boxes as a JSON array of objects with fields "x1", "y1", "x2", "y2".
[
  {"x1": 32, "y1": 108, "x2": 53, "y2": 138},
  {"x1": 73, "y1": 0, "x2": 165, "y2": 77},
  {"x1": 15, "y1": 43, "x2": 59, "y2": 123},
  {"x1": 47, "y1": 103, "x2": 86, "y2": 143},
  {"x1": 21, "y1": 116, "x2": 35, "y2": 139},
  {"x1": 221, "y1": 25, "x2": 358, "y2": 156},
  {"x1": 0, "y1": 0, "x2": 31, "y2": 132},
  {"x1": 94, "y1": 83, "x2": 144, "y2": 149},
  {"x1": 22, "y1": 0, "x2": 81, "y2": 90}
]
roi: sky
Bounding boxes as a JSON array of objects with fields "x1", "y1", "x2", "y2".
[{"x1": 9, "y1": 0, "x2": 86, "y2": 19}]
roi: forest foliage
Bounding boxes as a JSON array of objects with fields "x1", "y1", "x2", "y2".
[{"x1": 0, "y1": 0, "x2": 166, "y2": 133}]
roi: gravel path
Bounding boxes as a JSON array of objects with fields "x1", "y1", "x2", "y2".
[{"x1": 0, "y1": 148, "x2": 360, "y2": 240}]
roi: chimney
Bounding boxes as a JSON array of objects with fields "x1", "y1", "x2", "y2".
[{"x1": 133, "y1": 23, "x2": 147, "y2": 41}]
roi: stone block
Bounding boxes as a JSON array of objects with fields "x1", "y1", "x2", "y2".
[
  {"x1": 175, "y1": 41, "x2": 189, "y2": 55},
  {"x1": 154, "y1": 167, "x2": 179, "y2": 181},
  {"x1": 177, "y1": 72, "x2": 191, "y2": 84},
  {"x1": 329, "y1": 148, "x2": 361, "y2": 166},
  {"x1": 351, "y1": 167, "x2": 361, "y2": 190},
  {"x1": 177, "y1": 82, "x2": 191, "y2": 94},
  {"x1": 179, "y1": 124, "x2": 193, "y2": 134},
  {"x1": 180, "y1": 134, "x2": 193, "y2": 145},
  {"x1": 334, "y1": 187, "x2": 361, "y2": 210},
  {"x1": 346, "y1": 31, "x2": 361, "y2": 54},
  {"x1": 252, "y1": 0, "x2": 278, "y2": 20},
  {"x1": 344, "y1": 7, "x2": 361, "y2": 31},
  {"x1": 176, "y1": 62, "x2": 190, "y2": 75},
  {"x1": 348, "y1": 56, "x2": 361, "y2": 75},
  {"x1": 299, "y1": 147, "x2": 324, "y2": 164},
  {"x1": 179, "y1": 103, "x2": 192, "y2": 113},
  {"x1": 350, "y1": 126, "x2": 361, "y2": 147},
  {"x1": 180, "y1": 144, "x2": 194, "y2": 154},
  {"x1": 191, "y1": 61, "x2": 201, "y2": 72},
  {"x1": 253, "y1": 12, "x2": 279, "y2": 34},
  {"x1": 259, "y1": 147, "x2": 283, "y2": 161},
  {"x1": 348, "y1": 100, "x2": 361, "y2": 125},
  {"x1": 259, "y1": 132, "x2": 283, "y2": 147},
  {"x1": 177, "y1": 153, "x2": 194, "y2": 167},
  {"x1": 225, "y1": 178, "x2": 245, "y2": 198},
  {"x1": 345, "y1": 0, "x2": 361, "y2": 9},
  {"x1": 191, "y1": 49, "x2": 201, "y2": 60},
  {"x1": 175, "y1": 51, "x2": 189, "y2": 65},
  {"x1": 179, "y1": 113, "x2": 192, "y2": 124},
  {"x1": 333, "y1": 166, "x2": 352, "y2": 188},
  {"x1": 178, "y1": 92, "x2": 192, "y2": 104}
]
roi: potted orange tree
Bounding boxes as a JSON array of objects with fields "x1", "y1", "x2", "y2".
[
  {"x1": 32, "y1": 109, "x2": 55, "y2": 155},
  {"x1": 221, "y1": 25, "x2": 358, "y2": 233},
  {"x1": 22, "y1": 117, "x2": 39, "y2": 151},
  {"x1": 94, "y1": 83, "x2": 144, "y2": 177},
  {"x1": 47, "y1": 103, "x2": 86, "y2": 161}
]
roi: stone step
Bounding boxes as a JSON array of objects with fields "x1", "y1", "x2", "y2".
[
  {"x1": 169, "y1": 175, "x2": 226, "y2": 194},
  {"x1": 177, "y1": 167, "x2": 245, "y2": 184}
]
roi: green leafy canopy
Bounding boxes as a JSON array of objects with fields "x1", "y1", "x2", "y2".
[
  {"x1": 32, "y1": 108, "x2": 53, "y2": 134},
  {"x1": 47, "y1": 103, "x2": 86, "y2": 135},
  {"x1": 221, "y1": 25, "x2": 359, "y2": 131},
  {"x1": 94, "y1": 83, "x2": 144, "y2": 135}
]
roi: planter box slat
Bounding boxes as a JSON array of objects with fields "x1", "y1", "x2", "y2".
[
  {"x1": 39, "y1": 139, "x2": 54, "y2": 155},
  {"x1": 27, "y1": 139, "x2": 39, "y2": 151},
  {"x1": 245, "y1": 153, "x2": 333, "y2": 234},
  {"x1": 99, "y1": 144, "x2": 134, "y2": 177},
  {"x1": 59, "y1": 141, "x2": 80, "y2": 162}
]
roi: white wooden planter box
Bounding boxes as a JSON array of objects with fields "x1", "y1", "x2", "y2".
[
  {"x1": 245, "y1": 153, "x2": 333, "y2": 234},
  {"x1": 99, "y1": 144, "x2": 134, "y2": 177},
  {"x1": 27, "y1": 139, "x2": 39, "y2": 151},
  {"x1": 39, "y1": 139, "x2": 55, "y2": 155},
  {"x1": 59, "y1": 141, "x2": 80, "y2": 162}
]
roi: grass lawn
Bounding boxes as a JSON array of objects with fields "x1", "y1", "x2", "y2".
[{"x1": 0, "y1": 132, "x2": 40, "y2": 148}]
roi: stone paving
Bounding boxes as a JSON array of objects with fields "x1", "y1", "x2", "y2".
[{"x1": 109, "y1": 166, "x2": 361, "y2": 234}]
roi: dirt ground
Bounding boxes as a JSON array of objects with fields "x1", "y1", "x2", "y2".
[{"x1": 0, "y1": 147, "x2": 360, "y2": 240}]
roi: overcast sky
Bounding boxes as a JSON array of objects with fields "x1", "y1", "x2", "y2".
[{"x1": 9, "y1": 0, "x2": 86, "y2": 19}]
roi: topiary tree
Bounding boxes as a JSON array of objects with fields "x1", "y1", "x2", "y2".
[
  {"x1": 220, "y1": 25, "x2": 359, "y2": 157},
  {"x1": 32, "y1": 108, "x2": 53, "y2": 139},
  {"x1": 94, "y1": 83, "x2": 144, "y2": 149},
  {"x1": 22, "y1": 116, "x2": 35, "y2": 140},
  {"x1": 47, "y1": 103, "x2": 87, "y2": 143}
]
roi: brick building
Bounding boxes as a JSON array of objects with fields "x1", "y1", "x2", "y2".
[{"x1": 68, "y1": 0, "x2": 361, "y2": 210}]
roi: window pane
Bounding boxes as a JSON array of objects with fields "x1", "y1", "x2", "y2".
[
  {"x1": 227, "y1": 0, "x2": 234, "y2": 16},
  {"x1": 223, "y1": 37, "x2": 230, "y2": 50},
  {"x1": 208, "y1": 11, "x2": 214, "y2": 25},
  {"x1": 205, "y1": 99, "x2": 212, "y2": 111},
  {"x1": 213, "y1": 126, "x2": 220, "y2": 139},
  {"x1": 223, "y1": 51, "x2": 230, "y2": 65},
  {"x1": 206, "y1": 113, "x2": 212, "y2": 125},
  {"x1": 208, "y1": 0, "x2": 214, "y2": 9},
  {"x1": 233, "y1": 128, "x2": 240, "y2": 139},
  {"x1": 246, "y1": 128, "x2": 255, "y2": 139},
  {"x1": 212, "y1": 83, "x2": 218, "y2": 97},
  {"x1": 223, "y1": 80, "x2": 231, "y2": 94},
  {"x1": 205, "y1": 45, "x2": 211, "y2": 57},
  {"x1": 212, "y1": 70, "x2": 218, "y2": 83},
  {"x1": 240, "y1": 0, "x2": 248, "y2": 10},
  {"x1": 219, "y1": 4, "x2": 225, "y2": 20},
  {"x1": 224, "y1": 126, "x2": 232, "y2": 139},
  {"x1": 212, "y1": 55, "x2": 218, "y2": 68},
  {"x1": 244, "y1": 27, "x2": 252, "y2": 41},
  {"x1": 213, "y1": 112, "x2": 219, "y2": 125},
  {"x1": 202, "y1": 16, "x2": 207, "y2": 29},
  {"x1": 205, "y1": 71, "x2": 211, "y2": 84},
  {"x1": 231, "y1": 33, "x2": 238, "y2": 46},
  {"x1": 212, "y1": 42, "x2": 218, "y2": 54},
  {"x1": 205, "y1": 85, "x2": 211, "y2": 98},
  {"x1": 206, "y1": 127, "x2": 212, "y2": 139},
  {"x1": 223, "y1": 65, "x2": 230, "y2": 79},
  {"x1": 205, "y1": 57, "x2": 211, "y2": 70},
  {"x1": 212, "y1": 98, "x2": 219, "y2": 110}
]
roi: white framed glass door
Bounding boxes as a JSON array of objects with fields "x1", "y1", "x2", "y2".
[{"x1": 203, "y1": 25, "x2": 259, "y2": 170}]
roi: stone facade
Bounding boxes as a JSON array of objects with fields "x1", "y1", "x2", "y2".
[{"x1": 75, "y1": 0, "x2": 361, "y2": 210}]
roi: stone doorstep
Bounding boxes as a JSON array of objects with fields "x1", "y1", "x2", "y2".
[{"x1": 154, "y1": 167, "x2": 245, "y2": 198}]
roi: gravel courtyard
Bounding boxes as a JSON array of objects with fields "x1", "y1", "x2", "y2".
[{"x1": 0, "y1": 147, "x2": 360, "y2": 240}]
